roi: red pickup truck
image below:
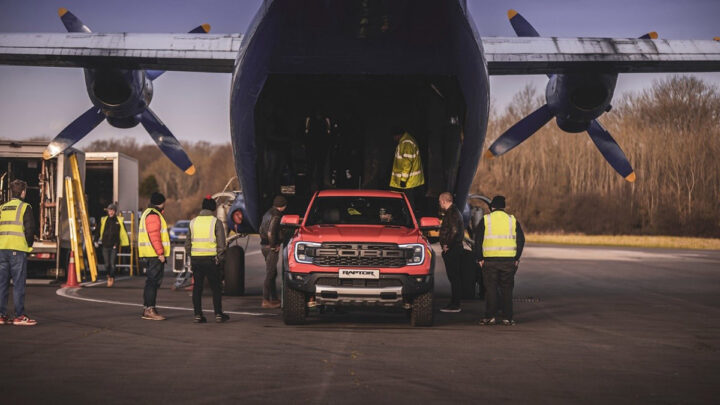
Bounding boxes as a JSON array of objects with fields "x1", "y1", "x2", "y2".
[{"x1": 280, "y1": 189, "x2": 440, "y2": 326}]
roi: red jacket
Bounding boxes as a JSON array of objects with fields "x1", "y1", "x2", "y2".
[{"x1": 145, "y1": 213, "x2": 165, "y2": 256}]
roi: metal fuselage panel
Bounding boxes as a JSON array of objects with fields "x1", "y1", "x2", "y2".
[{"x1": 229, "y1": 0, "x2": 489, "y2": 231}]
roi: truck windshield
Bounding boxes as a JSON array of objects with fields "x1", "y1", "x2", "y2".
[{"x1": 305, "y1": 196, "x2": 413, "y2": 227}]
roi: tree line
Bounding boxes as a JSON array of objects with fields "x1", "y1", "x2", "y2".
[{"x1": 474, "y1": 76, "x2": 720, "y2": 237}]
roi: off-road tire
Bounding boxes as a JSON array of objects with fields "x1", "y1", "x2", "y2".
[
  {"x1": 410, "y1": 291, "x2": 434, "y2": 327},
  {"x1": 223, "y1": 246, "x2": 245, "y2": 296},
  {"x1": 282, "y1": 282, "x2": 307, "y2": 325}
]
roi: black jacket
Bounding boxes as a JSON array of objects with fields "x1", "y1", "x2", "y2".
[
  {"x1": 23, "y1": 201, "x2": 34, "y2": 248},
  {"x1": 439, "y1": 203, "x2": 464, "y2": 248},
  {"x1": 473, "y1": 209, "x2": 525, "y2": 261},
  {"x1": 259, "y1": 207, "x2": 285, "y2": 247},
  {"x1": 100, "y1": 216, "x2": 120, "y2": 249}
]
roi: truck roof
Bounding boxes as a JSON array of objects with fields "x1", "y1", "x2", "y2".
[{"x1": 316, "y1": 189, "x2": 405, "y2": 199}]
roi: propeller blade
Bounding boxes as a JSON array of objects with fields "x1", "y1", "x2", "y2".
[
  {"x1": 140, "y1": 109, "x2": 196, "y2": 175},
  {"x1": 587, "y1": 120, "x2": 635, "y2": 182},
  {"x1": 485, "y1": 104, "x2": 553, "y2": 159},
  {"x1": 58, "y1": 8, "x2": 92, "y2": 33},
  {"x1": 639, "y1": 32, "x2": 658, "y2": 39},
  {"x1": 44, "y1": 106, "x2": 105, "y2": 160},
  {"x1": 146, "y1": 24, "x2": 211, "y2": 81},
  {"x1": 507, "y1": 9, "x2": 540, "y2": 37}
]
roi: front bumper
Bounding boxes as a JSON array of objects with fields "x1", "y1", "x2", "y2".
[{"x1": 285, "y1": 271, "x2": 433, "y2": 306}]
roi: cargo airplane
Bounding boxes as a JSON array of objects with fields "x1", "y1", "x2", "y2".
[{"x1": 1, "y1": 0, "x2": 719, "y2": 232}]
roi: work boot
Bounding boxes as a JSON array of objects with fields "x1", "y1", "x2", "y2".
[
  {"x1": 193, "y1": 314, "x2": 207, "y2": 323},
  {"x1": 107, "y1": 277, "x2": 114, "y2": 287},
  {"x1": 262, "y1": 299, "x2": 280, "y2": 309},
  {"x1": 0, "y1": 314, "x2": 9, "y2": 325},
  {"x1": 480, "y1": 317, "x2": 496, "y2": 326},
  {"x1": 215, "y1": 313, "x2": 230, "y2": 323},
  {"x1": 141, "y1": 307, "x2": 166, "y2": 321}
]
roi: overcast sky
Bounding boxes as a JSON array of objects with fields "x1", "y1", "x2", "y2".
[{"x1": 1, "y1": 0, "x2": 718, "y2": 147}]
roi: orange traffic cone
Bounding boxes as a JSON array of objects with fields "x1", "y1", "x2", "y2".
[{"x1": 62, "y1": 253, "x2": 80, "y2": 288}]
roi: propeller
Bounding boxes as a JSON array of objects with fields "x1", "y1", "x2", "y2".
[
  {"x1": 587, "y1": 120, "x2": 635, "y2": 182},
  {"x1": 484, "y1": 104, "x2": 553, "y2": 159},
  {"x1": 484, "y1": 10, "x2": 639, "y2": 182},
  {"x1": 140, "y1": 109, "x2": 196, "y2": 175},
  {"x1": 43, "y1": 8, "x2": 207, "y2": 175},
  {"x1": 43, "y1": 106, "x2": 105, "y2": 160}
]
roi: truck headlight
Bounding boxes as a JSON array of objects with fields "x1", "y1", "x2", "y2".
[
  {"x1": 294, "y1": 241, "x2": 321, "y2": 264},
  {"x1": 399, "y1": 244, "x2": 426, "y2": 266}
]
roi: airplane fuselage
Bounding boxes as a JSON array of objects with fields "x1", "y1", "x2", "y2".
[{"x1": 227, "y1": 0, "x2": 489, "y2": 231}]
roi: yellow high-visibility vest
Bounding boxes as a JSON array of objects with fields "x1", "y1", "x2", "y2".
[
  {"x1": 390, "y1": 132, "x2": 425, "y2": 189},
  {"x1": 189, "y1": 215, "x2": 218, "y2": 257},
  {"x1": 0, "y1": 199, "x2": 32, "y2": 252},
  {"x1": 481, "y1": 210, "x2": 517, "y2": 258},
  {"x1": 138, "y1": 208, "x2": 170, "y2": 257},
  {"x1": 100, "y1": 215, "x2": 130, "y2": 247}
]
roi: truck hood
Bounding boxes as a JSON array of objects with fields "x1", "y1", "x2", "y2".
[{"x1": 298, "y1": 225, "x2": 421, "y2": 245}]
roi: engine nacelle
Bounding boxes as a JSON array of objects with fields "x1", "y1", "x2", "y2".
[
  {"x1": 84, "y1": 68, "x2": 153, "y2": 126},
  {"x1": 546, "y1": 73, "x2": 617, "y2": 133}
]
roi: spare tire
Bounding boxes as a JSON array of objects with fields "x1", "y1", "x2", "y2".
[{"x1": 223, "y1": 246, "x2": 245, "y2": 296}]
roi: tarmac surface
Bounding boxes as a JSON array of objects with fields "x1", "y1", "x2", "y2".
[{"x1": 1, "y1": 237, "x2": 719, "y2": 404}]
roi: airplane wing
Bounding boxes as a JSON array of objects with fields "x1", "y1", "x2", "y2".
[
  {"x1": 0, "y1": 33, "x2": 242, "y2": 73},
  {"x1": 482, "y1": 36, "x2": 720, "y2": 75}
]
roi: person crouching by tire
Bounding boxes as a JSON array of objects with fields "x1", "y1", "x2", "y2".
[
  {"x1": 138, "y1": 192, "x2": 170, "y2": 321},
  {"x1": 259, "y1": 195, "x2": 288, "y2": 309},
  {"x1": 185, "y1": 195, "x2": 229, "y2": 323}
]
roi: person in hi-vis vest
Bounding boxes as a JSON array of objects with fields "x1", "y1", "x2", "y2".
[
  {"x1": 184, "y1": 195, "x2": 229, "y2": 323},
  {"x1": 98, "y1": 203, "x2": 129, "y2": 287},
  {"x1": 138, "y1": 192, "x2": 170, "y2": 321},
  {"x1": 474, "y1": 195, "x2": 525, "y2": 326},
  {"x1": 0, "y1": 179, "x2": 37, "y2": 326},
  {"x1": 389, "y1": 127, "x2": 424, "y2": 210}
]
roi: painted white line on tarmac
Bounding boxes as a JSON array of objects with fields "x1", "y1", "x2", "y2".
[
  {"x1": 57, "y1": 249, "x2": 273, "y2": 316},
  {"x1": 56, "y1": 287, "x2": 276, "y2": 318}
]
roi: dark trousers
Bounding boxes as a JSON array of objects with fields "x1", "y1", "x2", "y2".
[
  {"x1": 191, "y1": 257, "x2": 223, "y2": 316},
  {"x1": 390, "y1": 186, "x2": 422, "y2": 214},
  {"x1": 142, "y1": 257, "x2": 164, "y2": 308},
  {"x1": 102, "y1": 247, "x2": 117, "y2": 278},
  {"x1": 442, "y1": 245, "x2": 463, "y2": 306},
  {"x1": 0, "y1": 250, "x2": 27, "y2": 317},
  {"x1": 482, "y1": 260, "x2": 518, "y2": 319},
  {"x1": 261, "y1": 246, "x2": 279, "y2": 301}
]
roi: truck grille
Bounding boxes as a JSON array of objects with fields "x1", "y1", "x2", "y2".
[
  {"x1": 310, "y1": 243, "x2": 407, "y2": 268},
  {"x1": 316, "y1": 277, "x2": 403, "y2": 288}
]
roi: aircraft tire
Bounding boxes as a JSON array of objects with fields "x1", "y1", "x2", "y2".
[
  {"x1": 410, "y1": 291, "x2": 434, "y2": 327},
  {"x1": 223, "y1": 246, "x2": 245, "y2": 296},
  {"x1": 282, "y1": 283, "x2": 307, "y2": 325}
]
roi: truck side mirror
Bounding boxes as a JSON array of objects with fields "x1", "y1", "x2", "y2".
[
  {"x1": 419, "y1": 217, "x2": 441, "y2": 230},
  {"x1": 281, "y1": 215, "x2": 301, "y2": 228}
]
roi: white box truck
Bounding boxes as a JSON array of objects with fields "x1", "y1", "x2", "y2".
[{"x1": 0, "y1": 141, "x2": 85, "y2": 279}]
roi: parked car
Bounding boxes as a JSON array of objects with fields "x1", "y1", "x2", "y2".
[{"x1": 169, "y1": 220, "x2": 191, "y2": 243}]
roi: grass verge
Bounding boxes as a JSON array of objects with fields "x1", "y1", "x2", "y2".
[{"x1": 526, "y1": 233, "x2": 720, "y2": 250}]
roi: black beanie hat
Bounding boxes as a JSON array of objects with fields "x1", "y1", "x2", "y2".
[
  {"x1": 150, "y1": 192, "x2": 166, "y2": 206},
  {"x1": 273, "y1": 195, "x2": 288, "y2": 207},
  {"x1": 202, "y1": 195, "x2": 217, "y2": 211},
  {"x1": 491, "y1": 195, "x2": 506, "y2": 209}
]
